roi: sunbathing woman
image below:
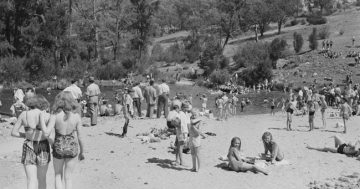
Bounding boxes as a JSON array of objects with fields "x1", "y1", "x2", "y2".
[
  {"x1": 227, "y1": 137, "x2": 269, "y2": 175},
  {"x1": 260, "y1": 132, "x2": 284, "y2": 164},
  {"x1": 306, "y1": 135, "x2": 360, "y2": 156}
]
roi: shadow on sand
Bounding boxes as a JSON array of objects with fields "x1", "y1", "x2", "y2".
[
  {"x1": 104, "y1": 132, "x2": 123, "y2": 138},
  {"x1": 214, "y1": 162, "x2": 232, "y2": 171},
  {"x1": 320, "y1": 130, "x2": 343, "y2": 133},
  {"x1": 146, "y1": 157, "x2": 188, "y2": 171}
]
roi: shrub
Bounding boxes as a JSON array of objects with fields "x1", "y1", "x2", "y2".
[
  {"x1": 209, "y1": 69, "x2": 230, "y2": 86},
  {"x1": 151, "y1": 43, "x2": 164, "y2": 61},
  {"x1": 271, "y1": 82, "x2": 285, "y2": 91},
  {"x1": 300, "y1": 19, "x2": 307, "y2": 25},
  {"x1": 163, "y1": 43, "x2": 185, "y2": 63},
  {"x1": 269, "y1": 38, "x2": 288, "y2": 68},
  {"x1": 339, "y1": 29, "x2": 345, "y2": 35},
  {"x1": 233, "y1": 42, "x2": 270, "y2": 70},
  {"x1": 198, "y1": 39, "x2": 223, "y2": 76},
  {"x1": 290, "y1": 19, "x2": 299, "y2": 26},
  {"x1": 293, "y1": 32, "x2": 304, "y2": 53},
  {"x1": 356, "y1": 0, "x2": 360, "y2": 6},
  {"x1": 239, "y1": 61, "x2": 273, "y2": 86},
  {"x1": 0, "y1": 57, "x2": 27, "y2": 83},
  {"x1": 184, "y1": 35, "x2": 202, "y2": 63},
  {"x1": 309, "y1": 28, "x2": 318, "y2": 50},
  {"x1": 96, "y1": 61, "x2": 127, "y2": 80},
  {"x1": 318, "y1": 26, "x2": 330, "y2": 40},
  {"x1": 306, "y1": 15, "x2": 327, "y2": 25},
  {"x1": 122, "y1": 58, "x2": 135, "y2": 70},
  {"x1": 60, "y1": 58, "x2": 87, "y2": 79}
]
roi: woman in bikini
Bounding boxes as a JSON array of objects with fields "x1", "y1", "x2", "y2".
[
  {"x1": 306, "y1": 135, "x2": 360, "y2": 156},
  {"x1": 40, "y1": 91, "x2": 85, "y2": 189},
  {"x1": 11, "y1": 95, "x2": 51, "y2": 189}
]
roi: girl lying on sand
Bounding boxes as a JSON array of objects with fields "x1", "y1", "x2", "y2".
[
  {"x1": 306, "y1": 135, "x2": 360, "y2": 156},
  {"x1": 260, "y1": 132, "x2": 284, "y2": 164},
  {"x1": 227, "y1": 137, "x2": 269, "y2": 175}
]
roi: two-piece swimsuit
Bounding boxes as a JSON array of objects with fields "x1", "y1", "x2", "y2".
[{"x1": 21, "y1": 111, "x2": 51, "y2": 166}]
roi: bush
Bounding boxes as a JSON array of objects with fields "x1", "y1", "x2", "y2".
[
  {"x1": 60, "y1": 58, "x2": 87, "y2": 79},
  {"x1": 0, "y1": 57, "x2": 28, "y2": 83},
  {"x1": 239, "y1": 61, "x2": 273, "y2": 86},
  {"x1": 233, "y1": 42, "x2": 270, "y2": 70},
  {"x1": 184, "y1": 35, "x2": 202, "y2": 63},
  {"x1": 356, "y1": 0, "x2": 360, "y2": 6},
  {"x1": 95, "y1": 61, "x2": 127, "y2": 80},
  {"x1": 318, "y1": 26, "x2": 330, "y2": 40},
  {"x1": 309, "y1": 28, "x2": 318, "y2": 50},
  {"x1": 293, "y1": 32, "x2": 304, "y2": 53},
  {"x1": 198, "y1": 39, "x2": 223, "y2": 76},
  {"x1": 122, "y1": 58, "x2": 135, "y2": 70},
  {"x1": 269, "y1": 38, "x2": 288, "y2": 68},
  {"x1": 290, "y1": 19, "x2": 299, "y2": 26},
  {"x1": 339, "y1": 28, "x2": 345, "y2": 35},
  {"x1": 151, "y1": 43, "x2": 164, "y2": 61},
  {"x1": 209, "y1": 70, "x2": 230, "y2": 86},
  {"x1": 300, "y1": 19, "x2": 307, "y2": 25},
  {"x1": 306, "y1": 15, "x2": 327, "y2": 25}
]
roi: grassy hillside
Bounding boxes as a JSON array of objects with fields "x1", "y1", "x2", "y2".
[{"x1": 154, "y1": 6, "x2": 360, "y2": 88}]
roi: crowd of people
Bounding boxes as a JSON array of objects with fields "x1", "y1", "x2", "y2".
[{"x1": 5, "y1": 73, "x2": 360, "y2": 188}]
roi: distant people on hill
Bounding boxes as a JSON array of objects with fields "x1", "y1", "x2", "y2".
[{"x1": 352, "y1": 36, "x2": 355, "y2": 46}]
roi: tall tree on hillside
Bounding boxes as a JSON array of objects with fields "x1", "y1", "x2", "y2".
[
  {"x1": 215, "y1": 0, "x2": 247, "y2": 49},
  {"x1": 102, "y1": 0, "x2": 133, "y2": 61},
  {"x1": 129, "y1": 0, "x2": 159, "y2": 64},
  {"x1": 250, "y1": 0, "x2": 274, "y2": 37},
  {"x1": 272, "y1": 0, "x2": 299, "y2": 34}
]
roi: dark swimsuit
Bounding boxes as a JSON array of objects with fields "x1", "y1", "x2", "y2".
[
  {"x1": 22, "y1": 111, "x2": 51, "y2": 166},
  {"x1": 337, "y1": 144, "x2": 348, "y2": 154}
]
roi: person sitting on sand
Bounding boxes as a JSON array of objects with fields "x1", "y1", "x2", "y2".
[
  {"x1": 306, "y1": 136, "x2": 360, "y2": 157},
  {"x1": 260, "y1": 132, "x2": 284, "y2": 164},
  {"x1": 227, "y1": 137, "x2": 269, "y2": 175}
]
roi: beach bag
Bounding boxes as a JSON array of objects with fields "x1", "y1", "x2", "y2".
[{"x1": 53, "y1": 133, "x2": 79, "y2": 158}]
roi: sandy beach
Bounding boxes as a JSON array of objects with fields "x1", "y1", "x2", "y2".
[{"x1": 1, "y1": 111, "x2": 360, "y2": 189}]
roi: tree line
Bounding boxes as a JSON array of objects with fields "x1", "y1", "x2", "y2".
[{"x1": 0, "y1": 0, "x2": 338, "y2": 85}]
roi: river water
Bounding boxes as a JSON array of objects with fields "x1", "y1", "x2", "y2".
[{"x1": 0, "y1": 85, "x2": 286, "y2": 116}]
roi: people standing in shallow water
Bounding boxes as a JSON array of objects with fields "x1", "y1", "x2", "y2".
[
  {"x1": 11, "y1": 95, "x2": 51, "y2": 189},
  {"x1": 227, "y1": 137, "x2": 269, "y2": 175},
  {"x1": 261, "y1": 132, "x2": 284, "y2": 164},
  {"x1": 40, "y1": 91, "x2": 85, "y2": 189}
]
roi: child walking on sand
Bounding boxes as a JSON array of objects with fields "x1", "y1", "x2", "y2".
[
  {"x1": 121, "y1": 88, "x2": 134, "y2": 137},
  {"x1": 261, "y1": 132, "x2": 284, "y2": 164},
  {"x1": 308, "y1": 100, "x2": 316, "y2": 131},
  {"x1": 227, "y1": 137, "x2": 268, "y2": 175},
  {"x1": 340, "y1": 98, "x2": 352, "y2": 133},
  {"x1": 189, "y1": 109, "x2": 206, "y2": 172}
]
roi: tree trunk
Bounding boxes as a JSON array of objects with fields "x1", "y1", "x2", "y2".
[
  {"x1": 260, "y1": 25, "x2": 265, "y2": 37},
  {"x1": 254, "y1": 25, "x2": 259, "y2": 42},
  {"x1": 93, "y1": 0, "x2": 99, "y2": 61},
  {"x1": 5, "y1": 12, "x2": 11, "y2": 43},
  {"x1": 277, "y1": 21, "x2": 282, "y2": 35},
  {"x1": 69, "y1": 0, "x2": 72, "y2": 36},
  {"x1": 222, "y1": 33, "x2": 230, "y2": 50}
]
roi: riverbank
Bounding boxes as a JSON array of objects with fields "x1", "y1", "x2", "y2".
[{"x1": 1, "y1": 111, "x2": 360, "y2": 189}]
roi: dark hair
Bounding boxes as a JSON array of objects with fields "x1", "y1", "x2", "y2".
[
  {"x1": 262, "y1": 132, "x2": 273, "y2": 142},
  {"x1": 71, "y1": 79, "x2": 78, "y2": 84},
  {"x1": 149, "y1": 80, "x2": 154, "y2": 86},
  {"x1": 26, "y1": 87, "x2": 34, "y2": 93},
  {"x1": 230, "y1": 137, "x2": 241, "y2": 151},
  {"x1": 25, "y1": 95, "x2": 44, "y2": 110}
]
